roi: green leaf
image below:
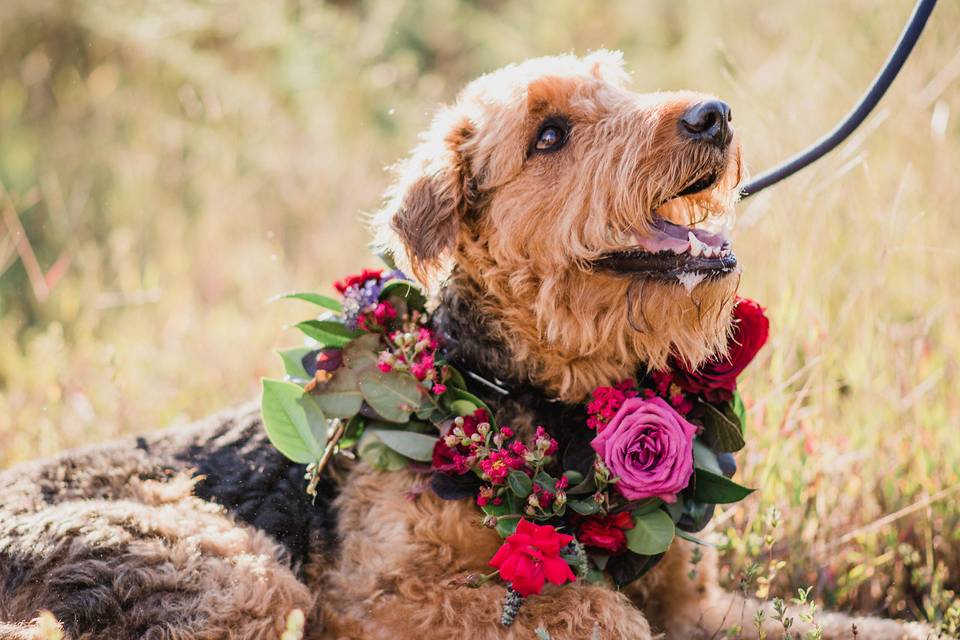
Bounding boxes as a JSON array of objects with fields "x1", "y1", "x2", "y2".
[
  {"x1": 566, "y1": 467, "x2": 597, "y2": 495},
  {"x1": 568, "y1": 498, "x2": 601, "y2": 515},
  {"x1": 358, "y1": 439, "x2": 409, "y2": 471},
  {"x1": 584, "y1": 568, "x2": 606, "y2": 584},
  {"x1": 415, "y1": 403, "x2": 436, "y2": 420},
  {"x1": 692, "y1": 439, "x2": 723, "y2": 475},
  {"x1": 676, "y1": 529, "x2": 717, "y2": 547},
  {"x1": 629, "y1": 498, "x2": 664, "y2": 516},
  {"x1": 664, "y1": 496, "x2": 686, "y2": 522},
  {"x1": 357, "y1": 431, "x2": 409, "y2": 471},
  {"x1": 260, "y1": 378, "x2": 326, "y2": 464},
  {"x1": 508, "y1": 470, "x2": 533, "y2": 498},
  {"x1": 442, "y1": 365, "x2": 467, "y2": 390},
  {"x1": 534, "y1": 471, "x2": 557, "y2": 494},
  {"x1": 340, "y1": 414, "x2": 365, "y2": 449},
  {"x1": 279, "y1": 292, "x2": 343, "y2": 313},
  {"x1": 700, "y1": 401, "x2": 746, "y2": 452},
  {"x1": 311, "y1": 367, "x2": 363, "y2": 418},
  {"x1": 625, "y1": 508, "x2": 676, "y2": 556},
  {"x1": 342, "y1": 334, "x2": 382, "y2": 371},
  {"x1": 692, "y1": 468, "x2": 754, "y2": 504},
  {"x1": 446, "y1": 387, "x2": 495, "y2": 427},
  {"x1": 372, "y1": 429, "x2": 438, "y2": 462},
  {"x1": 731, "y1": 392, "x2": 747, "y2": 432},
  {"x1": 295, "y1": 320, "x2": 362, "y2": 347},
  {"x1": 481, "y1": 500, "x2": 520, "y2": 537},
  {"x1": 277, "y1": 347, "x2": 313, "y2": 380},
  {"x1": 379, "y1": 280, "x2": 427, "y2": 312},
  {"x1": 592, "y1": 554, "x2": 610, "y2": 571},
  {"x1": 450, "y1": 399, "x2": 478, "y2": 417},
  {"x1": 357, "y1": 369, "x2": 422, "y2": 423}
]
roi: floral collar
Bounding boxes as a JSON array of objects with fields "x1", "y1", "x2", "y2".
[{"x1": 260, "y1": 268, "x2": 769, "y2": 625}]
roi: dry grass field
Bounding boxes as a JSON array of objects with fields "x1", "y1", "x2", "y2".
[{"x1": 1, "y1": 0, "x2": 959, "y2": 634}]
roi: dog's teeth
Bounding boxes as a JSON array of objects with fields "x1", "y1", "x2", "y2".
[{"x1": 687, "y1": 231, "x2": 705, "y2": 257}]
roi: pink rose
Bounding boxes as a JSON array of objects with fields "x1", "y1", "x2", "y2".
[{"x1": 590, "y1": 397, "x2": 697, "y2": 503}]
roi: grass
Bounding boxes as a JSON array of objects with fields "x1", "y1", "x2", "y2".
[{"x1": 1, "y1": 0, "x2": 959, "y2": 633}]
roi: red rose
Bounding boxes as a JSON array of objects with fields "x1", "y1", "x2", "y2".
[
  {"x1": 577, "y1": 511, "x2": 635, "y2": 554},
  {"x1": 334, "y1": 268, "x2": 383, "y2": 294},
  {"x1": 670, "y1": 297, "x2": 769, "y2": 402},
  {"x1": 431, "y1": 408, "x2": 489, "y2": 474},
  {"x1": 488, "y1": 519, "x2": 576, "y2": 596}
]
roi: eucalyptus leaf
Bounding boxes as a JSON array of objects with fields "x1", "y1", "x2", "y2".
[
  {"x1": 625, "y1": 509, "x2": 676, "y2": 556},
  {"x1": 693, "y1": 440, "x2": 723, "y2": 475},
  {"x1": 415, "y1": 403, "x2": 436, "y2": 420},
  {"x1": 277, "y1": 347, "x2": 313, "y2": 380},
  {"x1": 508, "y1": 470, "x2": 533, "y2": 498},
  {"x1": 692, "y1": 468, "x2": 754, "y2": 504},
  {"x1": 372, "y1": 429, "x2": 438, "y2": 462},
  {"x1": 358, "y1": 369, "x2": 422, "y2": 423},
  {"x1": 665, "y1": 495, "x2": 686, "y2": 522},
  {"x1": 568, "y1": 498, "x2": 601, "y2": 516},
  {"x1": 700, "y1": 401, "x2": 746, "y2": 452},
  {"x1": 260, "y1": 378, "x2": 326, "y2": 464},
  {"x1": 342, "y1": 334, "x2": 382, "y2": 371},
  {"x1": 312, "y1": 367, "x2": 363, "y2": 418},
  {"x1": 295, "y1": 320, "x2": 362, "y2": 347},
  {"x1": 280, "y1": 292, "x2": 343, "y2": 313},
  {"x1": 357, "y1": 433, "x2": 409, "y2": 471}
]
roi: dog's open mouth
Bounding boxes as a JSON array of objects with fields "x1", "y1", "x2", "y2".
[{"x1": 593, "y1": 172, "x2": 738, "y2": 286}]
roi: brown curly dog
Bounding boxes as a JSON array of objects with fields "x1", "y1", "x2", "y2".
[{"x1": 0, "y1": 51, "x2": 936, "y2": 640}]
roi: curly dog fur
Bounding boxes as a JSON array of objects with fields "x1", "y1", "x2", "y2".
[{"x1": 0, "y1": 52, "x2": 936, "y2": 639}]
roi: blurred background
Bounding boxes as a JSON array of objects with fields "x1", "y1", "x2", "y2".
[{"x1": 1, "y1": 0, "x2": 958, "y2": 632}]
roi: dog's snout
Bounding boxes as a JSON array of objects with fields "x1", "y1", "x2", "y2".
[{"x1": 679, "y1": 100, "x2": 732, "y2": 147}]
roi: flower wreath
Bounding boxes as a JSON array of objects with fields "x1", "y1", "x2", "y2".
[{"x1": 261, "y1": 268, "x2": 769, "y2": 624}]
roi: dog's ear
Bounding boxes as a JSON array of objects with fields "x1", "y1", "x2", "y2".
[
  {"x1": 584, "y1": 49, "x2": 629, "y2": 87},
  {"x1": 375, "y1": 109, "x2": 474, "y2": 285}
]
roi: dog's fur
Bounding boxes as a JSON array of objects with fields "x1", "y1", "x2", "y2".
[{"x1": 0, "y1": 52, "x2": 935, "y2": 639}]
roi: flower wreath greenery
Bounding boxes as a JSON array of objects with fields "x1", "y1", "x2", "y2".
[{"x1": 260, "y1": 268, "x2": 769, "y2": 624}]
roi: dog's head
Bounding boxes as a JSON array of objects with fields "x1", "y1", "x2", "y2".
[{"x1": 375, "y1": 51, "x2": 744, "y2": 400}]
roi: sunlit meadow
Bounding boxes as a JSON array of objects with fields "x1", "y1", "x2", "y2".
[{"x1": 1, "y1": 0, "x2": 959, "y2": 633}]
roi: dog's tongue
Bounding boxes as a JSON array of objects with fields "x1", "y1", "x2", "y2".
[{"x1": 632, "y1": 217, "x2": 727, "y2": 254}]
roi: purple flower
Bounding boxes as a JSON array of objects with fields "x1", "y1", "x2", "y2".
[
  {"x1": 340, "y1": 269, "x2": 408, "y2": 329},
  {"x1": 590, "y1": 397, "x2": 697, "y2": 503}
]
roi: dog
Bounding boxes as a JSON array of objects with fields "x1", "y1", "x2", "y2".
[{"x1": 0, "y1": 51, "x2": 935, "y2": 640}]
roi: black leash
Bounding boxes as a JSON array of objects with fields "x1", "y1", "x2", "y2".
[{"x1": 740, "y1": 0, "x2": 938, "y2": 199}]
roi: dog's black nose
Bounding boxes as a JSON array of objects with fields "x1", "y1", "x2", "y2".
[{"x1": 680, "y1": 100, "x2": 732, "y2": 147}]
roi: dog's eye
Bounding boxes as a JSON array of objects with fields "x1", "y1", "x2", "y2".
[{"x1": 534, "y1": 121, "x2": 569, "y2": 152}]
